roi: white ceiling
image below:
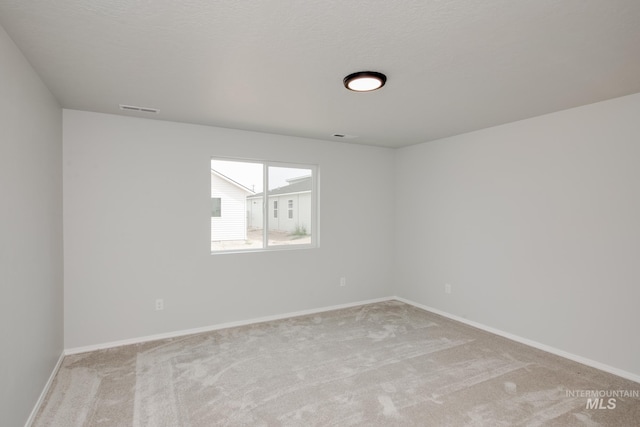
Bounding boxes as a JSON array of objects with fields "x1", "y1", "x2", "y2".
[{"x1": 1, "y1": 0, "x2": 639, "y2": 148}]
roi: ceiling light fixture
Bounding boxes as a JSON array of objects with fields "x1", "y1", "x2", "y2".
[{"x1": 343, "y1": 71, "x2": 387, "y2": 92}]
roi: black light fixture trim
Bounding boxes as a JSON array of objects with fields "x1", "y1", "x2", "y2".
[{"x1": 343, "y1": 71, "x2": 387, "y2": 92}]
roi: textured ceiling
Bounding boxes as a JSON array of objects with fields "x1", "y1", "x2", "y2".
[{"x1": 1, "y1": 0, "x2": 639, "y2": 148}]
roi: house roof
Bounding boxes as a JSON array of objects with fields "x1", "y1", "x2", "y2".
[
  {"x1": 248, "y1": 176, "x2": 311, "y2": 198},
  {"x1": 211, "y1": 169, "x2": 254, "y2": 194}
]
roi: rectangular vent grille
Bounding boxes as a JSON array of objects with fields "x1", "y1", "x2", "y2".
[{"x1": 119, "y1": 104, "x2": 159, "y2": 114}]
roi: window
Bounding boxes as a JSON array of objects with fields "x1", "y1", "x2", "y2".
[
  {"x1": 211, "y1": 198, "x2": 221, "y2": 217},
  {"x1": 211, "y1": 158, "x2": 318, "y2": 252}
]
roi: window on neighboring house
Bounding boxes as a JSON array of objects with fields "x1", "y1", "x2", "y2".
[
  {"x1": 211, "y1": 158, "x2": 318, "y2": 253},
  {"x1": 211, "y1": 198, "x2": 221, "y2": 217}
]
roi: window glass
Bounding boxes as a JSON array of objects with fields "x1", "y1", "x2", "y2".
[
  {"x1": 267, "y1": 166, "x2": 313, "y2": 247},
  {"x1": 211, "y1": 159, "x2": 263, "y2": 252},
  {"x1": 211, "y1": 197, "x2": 221, "y2": 217},
  {"x1": 211, "y1": 159, "x2": 316, "y2": 252}
]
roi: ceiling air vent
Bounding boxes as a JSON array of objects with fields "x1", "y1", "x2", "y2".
[{"x1": 119, "y1": 104, "x2": 159, "y2": 114}]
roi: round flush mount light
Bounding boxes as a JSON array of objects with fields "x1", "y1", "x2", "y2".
[{"x1": 343, "y1": 71, "x2": 387, "y2": 92}]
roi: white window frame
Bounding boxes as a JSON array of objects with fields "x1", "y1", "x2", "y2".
[{"x1": 211, "y1": 157, "x2": 319, "y2": 254}]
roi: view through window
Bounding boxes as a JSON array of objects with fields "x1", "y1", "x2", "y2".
[{"x1": 211, "y1": 158, "x2": 317, "y2": 252}]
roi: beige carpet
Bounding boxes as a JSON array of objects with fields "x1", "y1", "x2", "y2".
[{"x1": 34, "y1": 301, "x2": 639, "y2": 426}]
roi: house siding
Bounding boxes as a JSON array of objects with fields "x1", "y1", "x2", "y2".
[
  {"x1": 257, "y1": 193, "x2": 311, "y2": 233},
  {"x1": 246, "y1": 176, "x2": 313, "y2": 234},
  {"x1": 297, "y1": 193, "x2": 312, "y2": 233},
  {"x1": 248, "y1": 195, "x2": 309, "y2": 233},
  {"x1": 211, "y1": 173, "x2": 249, "y2": 241},
  {"x1": 248, "y1": 197, "x2": 263, "y2": 230}
]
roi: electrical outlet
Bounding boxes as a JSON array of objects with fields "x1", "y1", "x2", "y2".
[
  {"x1": 340, "y1": 277, "x2": 346, "y2": 287},
  {"x1": 445, "y1": 283, "x2": 452, "y2": 294},
  {"x1": 155, "y1": 299, "x2": 164, "y2": 311}
]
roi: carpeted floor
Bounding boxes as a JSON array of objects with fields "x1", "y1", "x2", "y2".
[{"x1": 34, "y1": 301, "x2": 639, "y2": 426}]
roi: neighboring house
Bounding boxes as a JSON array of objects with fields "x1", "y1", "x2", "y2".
[
  {"x1": 211, "y1": 169, "x2": 254, "y2": 241},
  {"x1": 247, "y1": 176, "x2": 312, "y2": 234}
]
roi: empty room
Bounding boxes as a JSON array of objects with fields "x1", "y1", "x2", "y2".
[{"x1": 1, "y1": 1, "x2": 639, "y2": 426}]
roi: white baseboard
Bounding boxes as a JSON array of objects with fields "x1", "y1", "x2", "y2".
[
  {"x1": 63, "y1": 295, "x2": 639, "y2": 384},
  {"x1": 24, "y1": 351, "x2": 65, "y2": 427},
  {"x1": 65, "y1": 296, "x2": 394, "y2": 355},
  {"x1": 394, "y1": 296, "x2": 640, "y2": 385}
]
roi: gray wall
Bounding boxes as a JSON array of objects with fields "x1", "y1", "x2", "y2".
[
  {"x1": 63, "y1": 110, "x2": 395, "y2": 349},
  {"x1": 395, "y1": 93, "x2": 640, "y2": 377},
  {"x1": 0, "y1": 25, "x2": 63, "y2": 427}
]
